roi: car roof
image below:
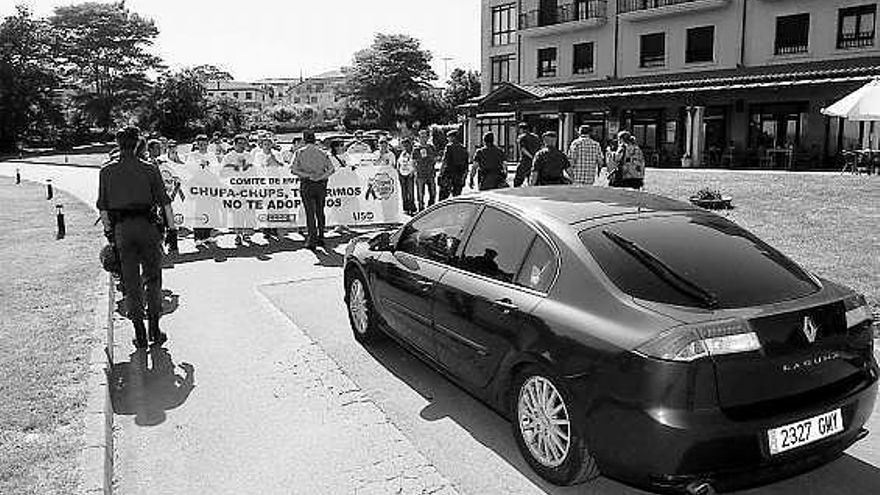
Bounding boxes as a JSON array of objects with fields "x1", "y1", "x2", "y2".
[{"x1": 475, "y1": 186, "x2": 698, "y2": 225}]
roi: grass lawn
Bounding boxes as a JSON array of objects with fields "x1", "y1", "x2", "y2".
[
  {"x1": 0, "y1": 178, "x2": 103, "y2": 494},
  {"x1": 643, "y1": 169, "x2": 879, "y2": 310}
]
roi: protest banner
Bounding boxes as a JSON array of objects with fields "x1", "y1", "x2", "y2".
[{"x1": 158, "y1": 163, "x2": 404, "y2": 229}]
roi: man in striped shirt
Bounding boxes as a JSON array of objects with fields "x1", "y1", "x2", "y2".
[{"x1": 567, "y1": 125, "x2": 605, "y2": 185}]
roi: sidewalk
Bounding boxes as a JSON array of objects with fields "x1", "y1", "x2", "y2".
[
  {"x1": 0, "y1": 157, "x2": 458, "y2": 495},
  {"x1": 109, "y1": 234, "x2": 457, "y2": 495}
]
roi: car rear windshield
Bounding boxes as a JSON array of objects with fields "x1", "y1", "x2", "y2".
[{"x1": 580, "y1": 214, "x2": 819, "y2": 309}]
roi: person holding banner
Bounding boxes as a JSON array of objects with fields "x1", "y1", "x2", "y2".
[
  {"x1": 397, "y1": 138, "x2": 416, "y2": 215},
  {"x1": 186, "y1": 135, "x2": 219, "y2": 246},
  {"x1": 163, "y1": 140, "x2": 184, "y2": 165},
  {"x1": 372, "y1": 136, "x2": 397, "y2": 169},
  {"x1": 290, "y1": 130, "x2": 336, "y2": 249},
  {"x1": 253, "y1": 135, "x2": 284, "y2": 240},
  {"x1": 413, "y1": 129, "x2": 438, "y2": 212},
  {"x1": 221, "y1": 135, "x2": 255, "y2": 245}
]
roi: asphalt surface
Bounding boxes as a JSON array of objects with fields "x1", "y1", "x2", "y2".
[
  {"x1": 263, "y1": 276, "x2": 880, "y2": 495},
  {"x1": 1, "y1": 156, "x2": 879, "y2": 495}
]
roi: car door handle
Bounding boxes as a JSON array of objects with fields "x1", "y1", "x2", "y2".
[
  {"x1": 493, "y1": 298, "x2": 518, "y2": 313},
  {"x1": 416, "y1": 280, "x2": 434, "y2": 292}
]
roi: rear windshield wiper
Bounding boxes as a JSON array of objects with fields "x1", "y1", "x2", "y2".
[{"x1": 602, "y1": 230, "x2": 719, "y2": 309}]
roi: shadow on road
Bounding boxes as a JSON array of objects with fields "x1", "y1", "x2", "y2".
[
  {"x1": 108, "y1": 347, "x2": 195, "y2": 427},
  {"x1": 165, "y1": 231, "x2": 354, "y2": 266},
  {"x1": 361, "y1": 338, "x2": 644, "y2": 494}
]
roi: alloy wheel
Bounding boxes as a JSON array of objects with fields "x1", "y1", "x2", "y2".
[
  {"x1": 348, "y1": 278, "x2": 369, "y2": 335},
  {"x1": 517, "y1": 375, "x2": 571, "y2": 468}
]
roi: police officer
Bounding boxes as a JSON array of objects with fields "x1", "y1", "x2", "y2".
[{"x1": 97, "y1": 127, "x2": 176, "y2": 349}]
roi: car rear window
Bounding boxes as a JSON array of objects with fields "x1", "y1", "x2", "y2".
[{"x1": 580, "y1": 214, "x2": 819, "y2": 308}]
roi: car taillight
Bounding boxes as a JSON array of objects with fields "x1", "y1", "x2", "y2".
[
  {"x1": 636, "y1": 318, "x2": 762, "y2": 362},
  {"x1": 844, "y1": 294, "x2": 873, "y2": 329}
]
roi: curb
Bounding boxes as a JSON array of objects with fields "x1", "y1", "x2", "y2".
[{"x1": 80, "y1": 273, "x2": 114, "y2": 495}]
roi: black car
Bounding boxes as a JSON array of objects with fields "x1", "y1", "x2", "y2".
[{"x1": 342, "y1": 186, "x2": 877, "y2": 494}]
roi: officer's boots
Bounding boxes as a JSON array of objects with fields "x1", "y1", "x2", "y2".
[
  {"x1": 132, "y1": 320, "x2": 148, "y2": 349},
  {"x1": 148, "y1": 317, "x2": 168, "y2": 347}
]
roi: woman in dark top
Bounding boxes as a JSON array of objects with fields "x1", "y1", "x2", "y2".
[{"x1": 468, "y1": 132, "x2": 508, "y2": 191}]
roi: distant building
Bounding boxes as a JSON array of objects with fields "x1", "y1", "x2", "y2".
[
  {"x1": 287, "y1": 70, "x2": 346, "y2": 112},
  {"x1": 204, "y1": 80, "x2": 275, "y2": 109},
  {"x1": 464, "y1": 0, "x2": 880, "y2": 169},
  {"x1": 255, "y1": 77, "x2": 303, "y2": 100}
]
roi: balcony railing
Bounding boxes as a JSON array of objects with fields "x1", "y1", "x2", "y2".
[
  {"x1": 520, "y1": 1, "x2": 607, "y2": 30},
  {"x1": 618, "y1": 0, "x2": 702, "y2": 14},
  {"x1": 838, "y1": 32, "x2": 875, "y2": 49}
]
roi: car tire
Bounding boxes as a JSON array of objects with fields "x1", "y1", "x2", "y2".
[
  {"x1": 345, "y1": 270, "x2": 383, "y2": 344},
  {"x1": 510, "y1": 366, "x2": 599, "y2": 486}
]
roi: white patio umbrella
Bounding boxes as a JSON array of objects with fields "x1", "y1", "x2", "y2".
[{"x1": 822, "y1": 79, "x2": 880, "y2": 121}]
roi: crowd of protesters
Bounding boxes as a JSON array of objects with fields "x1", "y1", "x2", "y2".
[{"x1": 113, "y1": 121, "x2": 644, "y2": 252}]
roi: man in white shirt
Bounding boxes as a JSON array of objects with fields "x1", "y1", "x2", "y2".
[
  {"x1": 221, "y1": 135, "x2": 253, "y2": 173},
  {"x1": 371, "y1": 136, "x2": 397, "y2": 168},
  {"x1": 206, "y1": 132, "x2": 227, "y2": 161},
  {"x1": 186, "y1": 134, "x2": 218, "y2": 172}
]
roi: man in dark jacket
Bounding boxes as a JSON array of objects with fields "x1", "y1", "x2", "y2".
[
  {"x1": 514, "y1": 122, "x2": 541, "y2": 187},
  {"x1": 530, "y1": 131, "x2": 571, "y2": 186},
  {"x1": 438, "y1": 130, "x2": 469, "y2": 200},
  {"x1": 97, "y1": 126, "x2": 176, "y2": 349}
]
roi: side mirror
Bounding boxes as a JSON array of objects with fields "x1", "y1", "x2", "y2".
[{"x1": 369, "y1": 231, "x2": 394, "y2": 252}]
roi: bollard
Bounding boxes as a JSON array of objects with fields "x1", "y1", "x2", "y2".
[
  {"x1": 56, "y1": 204, "x2": 66, "y2": 240},
  {"x1": 46, "y1": 179, "x2": 53, "y2": 200},
  {"x1": 15, "y1": 168, "x2": 21, "y2": 184}
]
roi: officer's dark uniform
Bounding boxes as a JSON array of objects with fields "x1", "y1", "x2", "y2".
[{"x1": 97, "y1": 139, "x2": 171, "y2": 347}]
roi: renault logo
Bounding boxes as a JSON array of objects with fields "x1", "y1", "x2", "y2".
[{"x1": 802, "y1": 316, "x2": 819, "y2": 343}]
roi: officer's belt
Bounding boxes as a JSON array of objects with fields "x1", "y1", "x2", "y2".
[{"x1": 110, "y1": 209, "x2": 153, "y2": 221}]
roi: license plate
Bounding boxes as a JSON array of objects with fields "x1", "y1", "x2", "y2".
[{"x1": 767, "y1": 408, "x2": 844, "y2": 455}]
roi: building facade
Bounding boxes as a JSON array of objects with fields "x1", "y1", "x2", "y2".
[
  {"x1": 287, "y1": 70, "x2": 346, "y2": 114},
  {"x1": 204, "y1": 81, "x2": 275, "y2": 109},
  {"x1": 467, "y1": 0, "x2": 880, "y2": 169}
]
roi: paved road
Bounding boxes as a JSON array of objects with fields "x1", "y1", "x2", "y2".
[
  {"x1": 2, "y1": 156, "x2": 878, "y2": 495},
  {"x1": 263, "y1": 276, "x2": 880, "y2": 495}
]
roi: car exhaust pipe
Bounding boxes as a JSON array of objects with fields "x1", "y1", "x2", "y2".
[{"x1": 684, "y1": 480, "x2": 716, "y2": 495}]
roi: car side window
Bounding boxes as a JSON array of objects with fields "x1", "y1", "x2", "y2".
[
  {"x1": 460, "y1": 207, "x2": 535, "y2": 284},
  {"x1": 397, "y1": 203, "x2": 476, "y2": 264},
  {"x1": 515, "y1": 237, "x2": 557, "y2": 292}
]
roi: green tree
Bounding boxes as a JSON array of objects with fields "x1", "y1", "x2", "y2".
[
  {"x1": 141, "y1": 69, "x2": 207, "y2": 139},
  {"x1": 204, "y1": 97, "x2": 247, "y2": 136},
  {"x1": 443, "y1": 68, "x2": 481, "y2": 108},
  {"x1": 0, "y1": 6, "x2": 61, "y2": 152},
  {"x1": 191, "y1": 64, "x2": 234, "y2": 83},
  {"x1": 50, "y1": 1, "x2": 162, "y2": 132},
  {"x1": 341, "y1": 33, "x2": 437, "y2": 128}
]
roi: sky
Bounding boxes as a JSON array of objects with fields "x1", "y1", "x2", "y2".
[{"x1": 3, "y1": 0, "x2": 481, "y2": 83}]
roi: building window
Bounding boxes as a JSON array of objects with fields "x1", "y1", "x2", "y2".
[
  {"x1": 233, "y1": 92, "x2": 239, "y2": 98},
  {"x1": 537, "y1": 47, "x2": 557, "y2": 78},
  {"x1": 775, "y1": 13, "x2": 810, "y2": 55},
  {"x1": 572, "y1": 42, "x2": 594, "y2": 75},
  {"x1": 640, "y1": 32, "x2": 665, "y2": 68},
  {"x1": 491, "y1": 54, "x2": 514, "y2": 87},
  {"x1": 838, "y1": 5, "x2": 876, "y2": 49},
  {"x1": 685, "y1": 26, "x2": 714, "y2": 63},
  {"x1": 575, "y1": 0, "x2": 599, "y2": 20},
  {"x1": 492, "y1": 3, "x2": 516, "y2": 46},
  {"x1": 311, "y1": 96, "x2": 318, "y2": 104},
  {"x1": 245, "y1": 92, "x2": 253, "y2": 100}
]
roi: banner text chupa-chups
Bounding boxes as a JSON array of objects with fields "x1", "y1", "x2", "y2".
[{"x1": 158, "y1": 164, "x2": 404, "y2": 229}]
